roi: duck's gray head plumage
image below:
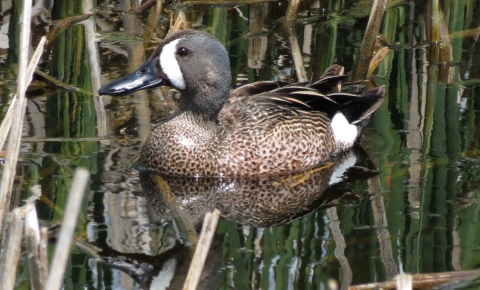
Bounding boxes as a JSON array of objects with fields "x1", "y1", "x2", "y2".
[{"x1": 100, "y1": 30, "x2": 232, "y2": 118}]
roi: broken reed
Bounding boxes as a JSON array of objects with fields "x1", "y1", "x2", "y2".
[
  {"x1": 0, "y1": 169, "x2": 90, "y2": 290},
  {"x1": 353, "y1": 0, "x2": 387, "y2": 81},
  {"x1": 183, "y1": 209, "x2": 221, "y2": 290},
  {"x1": 0, "y1": 0, "x2": 34, "y2": 239}
]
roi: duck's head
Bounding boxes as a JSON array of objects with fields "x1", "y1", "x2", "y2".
[{"x1": 99, "y1": 30, "x2": 232, "y2": 116}]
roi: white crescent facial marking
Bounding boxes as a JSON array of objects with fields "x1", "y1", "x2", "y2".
[
  {"x1": 159, "y1": 38, "x2": 186, "y2": 90},
  {"x1": 331, "y1": 112, "x2": 358, "y2": 146}
]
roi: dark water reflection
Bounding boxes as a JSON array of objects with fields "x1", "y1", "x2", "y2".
[
  {"x1": 101, "y1": 148, "x2": 375, "y2": 289},
  {"x1": 1, "y1": 0, "x2": 480, "y2": 289},
  {"x1": 140, "y1": 151, "x2": 376, "y2": 228},
  {"x1": 138, "y1": 149, "x2": 372, "y2": 228}
]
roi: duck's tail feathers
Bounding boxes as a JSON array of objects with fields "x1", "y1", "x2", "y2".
[
  {"x1": 341, "y1": 86, "x2": 386, "y2": 125},
  {"x1": 304, "y1": 65, "x2": 348, "y2": 93}
]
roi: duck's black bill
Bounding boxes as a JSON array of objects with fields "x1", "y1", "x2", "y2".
[{"x1": 99, "y1": 58, "x2": 164, "y2": 96}]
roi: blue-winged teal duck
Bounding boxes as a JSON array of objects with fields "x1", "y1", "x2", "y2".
[{"x1": 99, "y1": 30, "x2": 385, "y2": 177}]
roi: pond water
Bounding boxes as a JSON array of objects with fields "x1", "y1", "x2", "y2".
[{"x1": 1, "y1": 0, "x2": 480, "y2": 289}]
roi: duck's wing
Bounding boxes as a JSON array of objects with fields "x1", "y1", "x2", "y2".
[
  {"x1": 222, "y1": 65, "x2": 385, "y2": 128},
  {"x1": 252, "y1": 87, "x2": 340, "y2": 118},
  {"x1": 224, "y1": 85, "x2": 384, "y2": 128},
  {"x1": 296, "y1": 64, "x2": 347, "y2": 93},
  {"x1": 231, "y1": 80, "x2": 290, "y2": 98},
  {"x1": 230, "y1": 65, "x2": 347, "y2": 98}
]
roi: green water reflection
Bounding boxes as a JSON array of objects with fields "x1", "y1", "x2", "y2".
[{"x1": 1, "y1": 0, "x2": 480, "y2": 289}]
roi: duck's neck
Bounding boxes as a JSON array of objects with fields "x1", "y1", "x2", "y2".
[{"x1": 178, "y1": 82, "x2": 231, "y2": 122}]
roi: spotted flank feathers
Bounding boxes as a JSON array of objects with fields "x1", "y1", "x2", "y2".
[{"x1": 99, "y1": 30, "x2": 385, "y2": 177}]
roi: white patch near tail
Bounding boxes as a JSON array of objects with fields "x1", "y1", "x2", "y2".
[
  {"x1": 329, "y1": 154, "x2": 357, "y2": 185},
  {"x1": 159, "y1": 38, "x2": 186, "y2": 90},
  {"x1": 331, "y1": 112, "x2": 358, "y2": 146}
]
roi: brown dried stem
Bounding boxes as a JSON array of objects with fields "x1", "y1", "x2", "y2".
[
  {"x1": 44, "y1": 168, "x2": 90, "y2": 290},
  {"x1": 0, "y1": 0, "x2": 45, "y2": 237},
  {"x1": 182, "y1": 209, "x2": 221, "y2": 290},
  {"x1": 353, "y1": 0, "x2": 387, "y2": 80},
  {"x1": 349, "y1": 270, "x2": 480, "y2": 290},
  {"x1": 0, "y1": 208, "x2": 25, "y2": 290},
  {"x1": 25, "y1": 204, "x2": 48, "y2": 290}
]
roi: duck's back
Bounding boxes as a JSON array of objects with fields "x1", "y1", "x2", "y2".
[
  {"x1": 214, "y1": 64, "x2": 384, "y2": 176},
  {"x1": 217, "y1": 92, "x2": 337, "y2": 176}
]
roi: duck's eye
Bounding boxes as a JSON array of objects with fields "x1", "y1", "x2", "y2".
[{"x1": 177, "y1": 47, "x2": 189, "y2": 57}]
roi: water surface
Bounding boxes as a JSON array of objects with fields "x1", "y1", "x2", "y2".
[{"x1": 1, "y1": 0, "x2": 480, "y2": 289}]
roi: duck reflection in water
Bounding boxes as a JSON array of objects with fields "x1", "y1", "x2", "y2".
[{"x1": 97, "y1": 147, "x2": 377, "y2": 289}]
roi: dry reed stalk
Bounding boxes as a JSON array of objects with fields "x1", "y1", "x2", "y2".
[
  {"x1": 34, "y1": 69, "x2": 81, "y2": 92},
  {"x1": 155, "y1": 0, "x2": 162, "y2": 16},
  {"x1": 182, "y1": 0, "x2": 275, "y2": 4},
  {"x1": 283, "y1": 0, "x2": 307, "y2": 82},
  {"x1": 44, "y1": 168, "x2": 90, "y2": 290},
  {"x1": 430, "y1": 0, "x2": 440, "y2": 42},
  {"x1": 0, "y1": 97, "x2": 17, "y2": 150},
  {"x1": 82, "y1": 0, "x2": 107, "y2": 137},
  {"x1": 25, "y1": 204, "x2": 48, "y2": 290},
  {"x1": 438, "y1": 42, "x2": 452, "y2": 83},
  {"x1": 353, "y1": 0, "x2": 387, "y2": 80},
  {"x1": 142, "y1": 0, "x2": 163, "y2": 48},
  {"x1": 288, "y1": 29, "x2": 308, "y2": 82},
  {"x1": 0, "y1": 208, "x2": 25, "y2": 290},
  {"x1": 348, "y1": 270, "x2": 480, "y2": 289},
  {"x1": 0, "y1": 0, "x2": 32, "y2": 234},
  {"x1": 182, "y1": 209, "x2": 221, "y2": 290},
  {"x1": 152, "y1": 175, "x2": 199, "y2": 245},
  {"x1": 0, "y1": 37, "x2": 47, "y2": 222},
  {"x1": 166, "y1": 11, "x2": 188, "y2": 38},
  {"x1": 367, "y1": 46, "x2": 390, "y2": 76},
  {"x1": 247, "y1": 4, "x2": 267, "y2": 69},
  {"x1": 135, "y1": 0, "x2": 156, "y2": 13},
  {"x1": 328, "y1": 279, "x2": 339, "y2": 290},
  {"x1": 40, "y1": 227, "x2": 49, "y2": 279},
  {"x1": 284, "y1": 0, "x2": 301, "y2": 26},
  {"x1": 427, "y1": 0, "x2": 449, "y2": 63},
  {"x1": 429, "y1": 5, "x2": 452, "y2": 83},
  {"x1": 396, "y1": 273, "x2": 413, "y2": 290},
  {"x1": 73, "y1": 237, "x2": 105, "y2": 262},
  {"x1": 45, "y1": 14, "x2": 92, "y2": 48},
  {"x1": 0, "y1": 0, "x2": 46, "y2": 238}
]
